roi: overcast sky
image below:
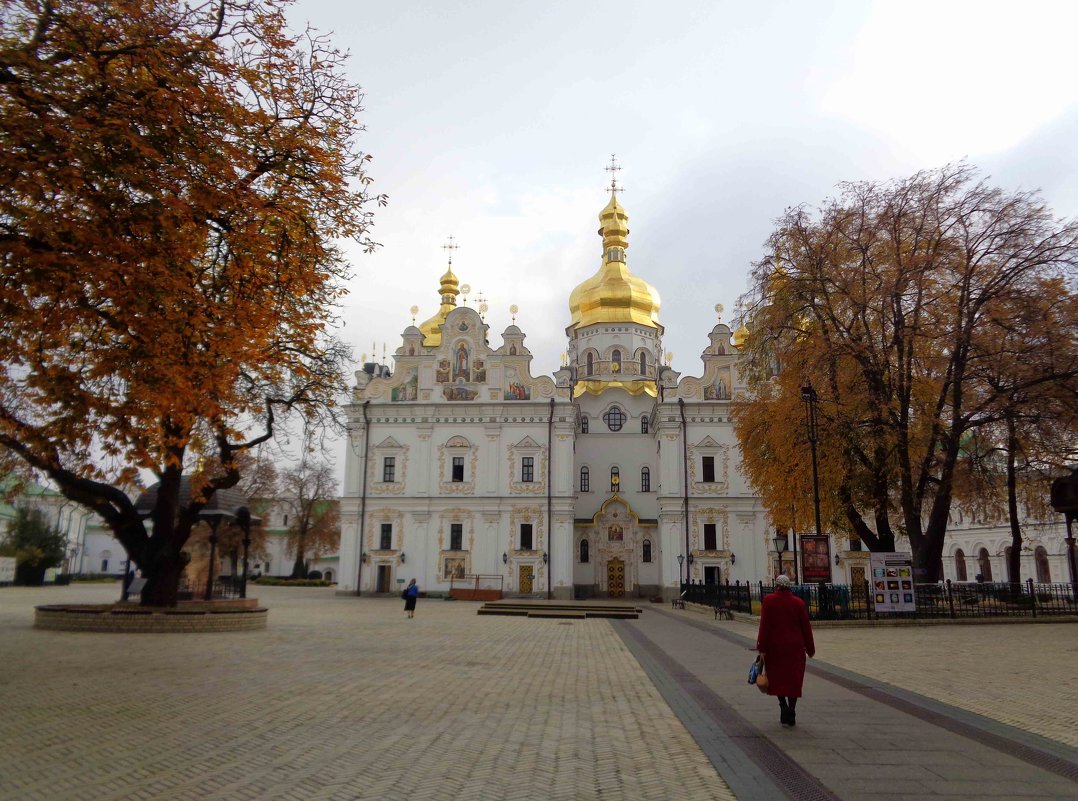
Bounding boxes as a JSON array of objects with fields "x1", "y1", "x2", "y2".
[{"x1": 288, "y1": 0, "x2": 1078, "y2": 407}]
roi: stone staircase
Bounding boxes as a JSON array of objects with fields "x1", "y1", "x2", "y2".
[{"x1": 476, "y1": 601, "x2": 642, "y2": 620}]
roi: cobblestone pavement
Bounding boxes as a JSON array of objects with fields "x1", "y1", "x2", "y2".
[
  {"x1": 0, "y1": 586, "x2": 734, "y2": 801},
  {"x1": 720, "y1": 616, "x2": 1078, "y2": 748}
]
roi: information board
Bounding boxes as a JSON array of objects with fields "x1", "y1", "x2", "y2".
[
  {"x1": 869, "y1": 552, "x2": 916, "y2": 613},
  {"x1": 799, "y1": 535, "x2": 832, "y2": 583}
]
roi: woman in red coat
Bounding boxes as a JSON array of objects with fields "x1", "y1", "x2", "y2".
[{"x1": 756, "y1": 575, "x2": 815, "y2": 726}]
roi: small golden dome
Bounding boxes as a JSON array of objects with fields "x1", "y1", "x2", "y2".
[
  {"x1": 418, "y1": 265, "x2": 461, "y2": 346},
  {"x1": 568, "y1": 192, "x2": 661, "y2": 329},
  {"x1": 733, "y1": 323, "x2": 749, "y2": 349}
]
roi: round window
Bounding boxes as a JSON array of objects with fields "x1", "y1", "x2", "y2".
[{"x1": 603, "y1": 406, "x2": 625, "y2": 431}]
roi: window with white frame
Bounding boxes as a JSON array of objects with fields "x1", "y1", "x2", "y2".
[
  {"x1": 452, "y1": 456, "x2": 464, "y2": 482},
  {"x1": 580, "y1": 466, "x2": 590, "y2": 492},
  {"x1": 450, "y1": 523, "x2": 463, "y2": 551},
  {"x1": 521, "y1": 457, "x2": 534, "y2": 483},
  {"x1": 520, "y1": 523, "x2": 534, "y2": 550},
  {"x1": 640, "y1": 466, "x2": 650, "y2": 492},
  {"x1": 380, "y1": 523, "x2": 392, "y2": 550},
  {"x1": 383, "y1": 456, "x2": 396, "y2": 483}
]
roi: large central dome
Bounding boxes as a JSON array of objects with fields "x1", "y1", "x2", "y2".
[{"x1": 568, "y1": 193, "x2": 661, "y2": 329}]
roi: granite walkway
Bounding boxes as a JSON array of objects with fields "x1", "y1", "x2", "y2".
[{"x1": 1, "y1": 584, "x2": 1075, "y2": 800}]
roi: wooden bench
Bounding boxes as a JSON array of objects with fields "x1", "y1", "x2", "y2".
[
  {"x1": 671, "y1": 598, "x2": 685, "y2": 610},
  {"x1": 714, "y1": 605, "x2": 733, "y2": 621}
]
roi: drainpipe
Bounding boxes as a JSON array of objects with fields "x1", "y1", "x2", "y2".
[
  {"x1": 547, "y1": 397, "x2": 555, "y2": 601},
  {"x1": 679, "y1": 398, "x2": 690, "y2": 587},
  {"x1": 355, "y1": 400, "x2": 371, "y2": 596}
]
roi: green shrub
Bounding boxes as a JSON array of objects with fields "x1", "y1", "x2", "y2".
[
  {"x1": 0, "y1": 508, "x2": 66, "y2": 585},
  {"x1": 252, "y1": 577, "x2": 331, "y2": 587}
]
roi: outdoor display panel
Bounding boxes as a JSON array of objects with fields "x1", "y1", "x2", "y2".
[
  {"x1": 870, "y1": 552, "x2": 917, "y2": 613},
  {"x1": 798, "y1": 535, "x2": 832, "y2": 583}
]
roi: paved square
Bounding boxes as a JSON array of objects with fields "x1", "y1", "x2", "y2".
[{"x1": 0, "y1": 586, "x2": 735, "y2": 801}]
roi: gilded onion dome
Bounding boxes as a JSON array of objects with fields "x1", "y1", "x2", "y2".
[
  {"x1": 418, "y1": 265, "x2": 460, "y2": 346},
  {"x1": 567, "y1": 193, "x2": 661, "y2": 329},
  {"x1": 733, "y1": 322, "x2": 749, "y2": 349}
]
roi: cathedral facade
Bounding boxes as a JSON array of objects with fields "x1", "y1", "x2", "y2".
[{"x1": 337, "y1": 192, "x2": 775, "y2": 599}]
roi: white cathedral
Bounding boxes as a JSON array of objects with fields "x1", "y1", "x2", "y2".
[{"x1": 336, "y1": 189, "x2": 796, "y2": 600}]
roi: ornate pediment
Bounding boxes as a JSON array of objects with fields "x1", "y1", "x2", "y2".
[{"x1": 375, "y1": 436, "x2": 403, "y2": 449}]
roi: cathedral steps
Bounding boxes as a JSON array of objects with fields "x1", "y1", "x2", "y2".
[{"x1": 476, "y1": 602, "x2": 641, "y2": 620}]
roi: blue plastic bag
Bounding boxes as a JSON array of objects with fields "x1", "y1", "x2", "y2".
[{"x1": 747, "y1": 655, "x2": 762, "y2": 685}]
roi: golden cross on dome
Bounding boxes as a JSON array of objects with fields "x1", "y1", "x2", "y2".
[
  {"x1": 442, "y1": 235, "x2": 460, "y2": 265},
  {"x1": 605, "y1": 154, "x2": 623, "y2": 195}
]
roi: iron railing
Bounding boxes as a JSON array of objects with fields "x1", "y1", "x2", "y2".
[{"x1": 681, "y1": 578, "x2": 1078, "y2": 621}]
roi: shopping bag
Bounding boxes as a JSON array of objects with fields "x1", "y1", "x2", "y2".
[{"x1": 747, "y1": 656, "x2": 762, "y2": 685}]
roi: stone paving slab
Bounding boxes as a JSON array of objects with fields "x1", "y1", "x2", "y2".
[
  {"x1": 0, "y1": 585, "x2": 734, "y2": 801},
  {"x1": 713, "y1": 613, "x2": 1078, "y2": 749},
  {"x1": 622, "y1": 610, "x2": 1078, "y2": 800}
]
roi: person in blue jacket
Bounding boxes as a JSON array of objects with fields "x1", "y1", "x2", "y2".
[{"x1": 403, "y1": 578, "x2": 419, "y2": 618}]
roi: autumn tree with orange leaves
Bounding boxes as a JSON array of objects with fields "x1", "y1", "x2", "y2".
[
  {"x1": 0, "y1": 0, "x2": 384, "y2": 605},
  {"x1": 734, "y1": 165, "x2": 1078, "y2": 582}
]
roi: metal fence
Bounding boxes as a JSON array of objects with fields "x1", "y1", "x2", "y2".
[{"x1": 681, "y1": 579, "x2": 1078, "y2": 621}]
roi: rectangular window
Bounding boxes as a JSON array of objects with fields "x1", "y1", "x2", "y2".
[
  {"x1": 452, "y1": 456, "x2": 464, "y2": 482},
  {"x1": 380, "y1": 523, "x2": 392, "y2": 550},
  {"x1": 521, "y1": 456, "x2": 534, "y2": 483},
  {"x1": 581, "y1": 417, "x2": 589, "y2": 433},
  {"x1": 450, "y1": 523, "x2": 463, "y2": 551},
  {"x1": 702, "y1": 456, "x2": 715, "y2": 483},
  {"x1": 704, "y1": 523, "x2": 717, "y2": 551},
  {"x1": 640, "y1": 468, "x2": 651, "y2": 492},
  {"x1": 849, "y1": 535, "x2": 862, "y2": 552},
  {"x1": 382, "y1": 456, "x2": 396, "y2": 483},
  {"x1": 641, "y1": 417, "x2": 649, "y2": 434},
  {"x1": 580, "y1": 468, "x2": 590, "y2": 493},
  {"x1": 520, "y1": 523, "x2": 533, "y2": 551}
]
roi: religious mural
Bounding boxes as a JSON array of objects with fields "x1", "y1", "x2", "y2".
[
  {"x1": 390, "y1": 368, "x2": 417, "y2": 401},
  {"x1": 473, "y1": 358, "x2": 486, "y2": 383},
  {"x1": 444, "y1": 556, "x2": 467, "y2": 580},
  {"x1": 504, "y1": 367, "x2": 530, "y2": 400},
  {"x1": 443, "y1": 380, "x2": 479, "y2": 401},
  {"x1": 436, "y1": 358, "x2": 451, "y2": 384},
  {"x1": 704, "y1": 376, "x2": 728, "y2": 400},
  {"x1": 608, "y1": 524, "x2": 623, "y2": 542},
  {"x1": 453, "y1": 343, "x2": 470, "y2": 380}
]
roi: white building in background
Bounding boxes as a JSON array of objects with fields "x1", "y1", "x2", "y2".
[
  {"x1": 338, "y1": 191, "x2": 782, "y2": 600},
  {"x1": 337, "y1": 189, "x2": 1076, "y2": 599}
]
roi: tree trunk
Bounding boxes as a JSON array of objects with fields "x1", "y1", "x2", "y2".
[
  {"x1": 1005, "y1": 411, "x2": 1023, "y2": 594},
  {"x1": 141, "y1": 555, "x2": 185, "y2": 607}
]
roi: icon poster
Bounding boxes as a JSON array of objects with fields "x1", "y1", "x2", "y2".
[{"x1": 869, "y1": 552, "x2": 917, "y2": 613}]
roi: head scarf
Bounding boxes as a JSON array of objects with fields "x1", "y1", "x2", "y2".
[{"x1": 775, "y1": 574, "x2": 793, "y2": 589}]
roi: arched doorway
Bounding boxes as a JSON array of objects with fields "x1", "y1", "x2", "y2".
[
  {"x1": 977, "y1": 548, "x2": 993, "y2": 582},
  {"x1": 1035, "y1": 546, "x2": 1051, "y2": 583}
]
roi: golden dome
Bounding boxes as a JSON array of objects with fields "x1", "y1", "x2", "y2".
[
  {"x1": 567, "y1": 192, "x2": 661, "y2": 329},
  {"x1": 733, "y1": 322, "x2": 749, "y2": 349},
  {"x1": 418, "y1": 265, "x2": 460, "y2": 346}
]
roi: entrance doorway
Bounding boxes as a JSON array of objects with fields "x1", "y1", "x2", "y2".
[
  {"x1": 518, "y1": 564, "x2": 534, "y2": 593},
  {"x1": 607, "y1": 558, "x2": 625, "y2": 598},
  {"x1": 704, "y1": 566, "x2": 721, "y2": 585},
  {"x1": 851, "y1": 565, "x2": 865, "y2": 602},
  {"x1": 376, "y1": 565, "x2": 391, "y2": 593}
]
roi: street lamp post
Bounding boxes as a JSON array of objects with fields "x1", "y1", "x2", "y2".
[
  {"x1": 800, "y1": 385, "x2": 823, "y2": 541},
  {"x1": 773, "y1": 532, "x2": 788, "y2": 580},
  {"x1": 677, "y1": 553, "x2": 685, "y2": 587},
  {"x1": 199, "y1": 509, "x2": 235, "y2": 601},
  {"x1": 236, "y1": 507, "x2": 252, "y2": 599}
]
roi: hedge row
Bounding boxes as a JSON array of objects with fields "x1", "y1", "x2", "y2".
[{"x1": 252, "y1": 577, "x2": 332, "y2": 587}]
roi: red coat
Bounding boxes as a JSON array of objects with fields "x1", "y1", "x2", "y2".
[{"x1": 756, "y1": 589, "x2": 815, "y2": 697}]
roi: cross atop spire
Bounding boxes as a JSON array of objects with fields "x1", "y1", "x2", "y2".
[
  {"x1": 605, "y1": 154, "x2": 623, "y2": 195},
  {"x1": 442, "y1": 235, "x2": 460, "y2": 266}
]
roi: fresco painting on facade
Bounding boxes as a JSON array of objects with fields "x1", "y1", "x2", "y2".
[
  {"x1": 436, "y1": 359, "x2": 451, "y2": 384},
  {"x1": 390, "y1": 369, "x2": 417, "y2": 402},
  {"x1": 444, "y1": 557, "x2": 466, "y2": 580}
]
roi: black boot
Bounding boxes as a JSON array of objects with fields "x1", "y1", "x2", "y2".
[
  {"x1": 787, "y1": 699, "x2": 797, "y2": 727},
  {"x1": 778, "y1": 698, "x2": 790, "y2": 726}
]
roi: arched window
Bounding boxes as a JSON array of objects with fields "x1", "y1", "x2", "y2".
[
  {"x1": 580, "y1": 466, "x2": 590, "y2": 492},
  {"x1": 610, "y1": 466, "x2": 620, "y2": 492},
  {"x1": 642, "y1": 539, "x2": 652, "y2": 563},
  {"x1": 954, "y1": 549, "x2": 967, "y2": 581},
  {"x1": 640, "y1": 466, "x2": 651, "y2": 492},
  {"x1": 580, "y1": 539, "x2": 589, "y2": 563},
  {"x1": 1035, "y1": 546, "x2": 1051, "y2": 583},
  {"x1": 611, "y1": 349, "x2": 621, "y2": 373},
  {"x1": 977, "y1": 547, "x2": 993, "y2": 582},
  {"x1": 603, "y1": 406, "x2": 625, "y2": 431},
  {"x1": 640, "y1": 351, "x2": 647, "y2": 375},
  {"x1": 641, "y1": 415, "x2": 649, "y2": 434},
  {"x1": 586, "y1": 353, "x2": 594, "y2": 377},
  {"x1": 1004, "y1": 546, "x2": 1014, "y2": 583}
]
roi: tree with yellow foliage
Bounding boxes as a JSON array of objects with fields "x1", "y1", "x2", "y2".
[
  {"x1": 0, "y1": 0, "x2": 384, "y2": 604},
  {"x1": 735, "y1": 165, "x2": 1077, "y2": 581}
]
